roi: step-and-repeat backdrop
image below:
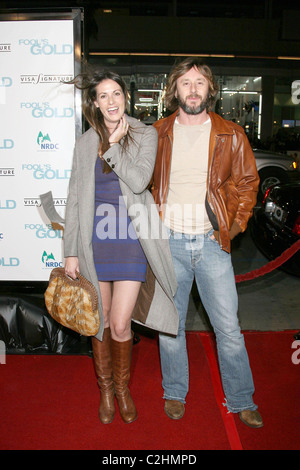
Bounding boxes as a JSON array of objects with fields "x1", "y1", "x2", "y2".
[{"x1": 0, "y1": 16, "x2": 81, "y2": 280}]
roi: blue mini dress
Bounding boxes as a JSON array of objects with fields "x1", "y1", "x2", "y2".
[{"x1": 92, "y1": 157, "x2": 147, "y2": 282}]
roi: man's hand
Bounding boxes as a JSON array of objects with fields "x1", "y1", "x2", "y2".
[
  {"x1": 213, "y1": 230, "x2": 220, "y2": 243},
  {"x1": 211, "y1": 220, "x2": 241, "y2": 245},
  {"x1": 229, "y1": 220, "x2": 242, "y2": 240}
]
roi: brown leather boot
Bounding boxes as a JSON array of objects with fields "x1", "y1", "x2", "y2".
[
  {"x1": 92, "y1": 328, "x2": 115, "y2": 424},
  {"x1": 111, "y1": 335, "x2": 137, "y2": 424}
]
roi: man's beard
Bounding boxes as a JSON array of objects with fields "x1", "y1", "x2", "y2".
[{"x1": 177, "y1": 92, "x2": 210, "y2": 115}]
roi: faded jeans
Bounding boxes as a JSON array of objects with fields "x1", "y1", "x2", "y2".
[{"x1": 159, "y1": 228, "x2": 257, "y2": 413}]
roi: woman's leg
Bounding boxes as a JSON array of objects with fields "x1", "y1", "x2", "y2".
[
  {"x1": 98, "y1": 281, "x2": 113, "y2": 328},
  {"x1": 109, "y1": 280, "x2": 141, "y2": 341},
  {"x1": 110, "y1": 280, "x2": 141, "y2": 423},
  {"x1": 92, "y1": 281, "x2": 114, "y2": 424}
]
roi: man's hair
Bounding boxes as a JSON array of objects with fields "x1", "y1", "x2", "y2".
[{"x1": 164, "y1": 57, "x2": 219, "y2": 112}]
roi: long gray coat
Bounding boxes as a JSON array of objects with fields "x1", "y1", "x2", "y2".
[{"x1": 54, "y1": 116, "x2": 178, "y2": 341}]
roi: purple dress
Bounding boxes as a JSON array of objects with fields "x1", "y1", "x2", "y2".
[{"x1": 92, "y1": 157, "x2": 147, "y2": 282}]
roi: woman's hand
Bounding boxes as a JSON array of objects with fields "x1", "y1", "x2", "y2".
[
  {"x1": 108, "y1": 115, "x2": 129, "y2": 145},
  {"x1": 64, "y1": 256, "x2": 79, "y2": 279}
]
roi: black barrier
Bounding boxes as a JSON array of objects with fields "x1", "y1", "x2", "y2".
[{"x1": 0, "y1": 295, "x2": 91, "y2": 355}]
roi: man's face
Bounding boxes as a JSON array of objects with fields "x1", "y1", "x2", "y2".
[{"x1": 176, "y1": 66, "x2": 210, "y2": 115}]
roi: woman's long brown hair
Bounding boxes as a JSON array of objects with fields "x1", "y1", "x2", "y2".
[{"x1": 69, "y1": 68, "x2": 133, "y2": 173}]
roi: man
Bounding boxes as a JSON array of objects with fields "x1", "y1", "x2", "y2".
[{"x1": 152, "y1": 57, "x2": 263, "y2": 428}]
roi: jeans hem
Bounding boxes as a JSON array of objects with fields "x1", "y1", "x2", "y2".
[
  {"x1": 223, "y1": 398, "x2": 258, "y2": 414},
  {"x1": 163, "y1": 394, "x2": 186, "y2": 404}
]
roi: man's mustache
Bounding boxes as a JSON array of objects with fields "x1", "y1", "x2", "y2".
[{"x1": 186, "y1": 94, "x2": 202, "y2": 100}]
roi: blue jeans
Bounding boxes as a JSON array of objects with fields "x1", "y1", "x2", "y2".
[{"x1": 159, "y1": 228, "x2": 257, "y2": 413}]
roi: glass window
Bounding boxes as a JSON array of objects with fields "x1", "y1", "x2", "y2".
[
  {"x1": 272, "y1": 77, "x2": 300, "y2": 152},
  {"x1": 123, "y1": 73, "x2": 167, "y2": 124},
  {"x1": 124, "y1": 73, "x2": 262, "y2": 142},
  {"x1": 215, "y1": 75, "x2": 262, "y2": 141}
]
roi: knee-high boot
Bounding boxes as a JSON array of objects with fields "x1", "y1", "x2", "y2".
[
  {"x1": 111, "y1": 335, "x2": 137, "y2": 424},
  {"x1": 92, "y1": 328, "x2": 115, "y2": 424}
]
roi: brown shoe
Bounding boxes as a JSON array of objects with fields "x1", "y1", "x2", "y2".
[
  {"x1": 92, "y1": 328, "x2": 115, "y2": 424},
  {"x1": 164, "y1": 400, "x2": 185, "y2": 420},
  {"x1": 239, "y1": 410, "x2": 264, "y2": 428},
  {"x1": 111, "y1": 335, "x2": 137, "y2": 424}
]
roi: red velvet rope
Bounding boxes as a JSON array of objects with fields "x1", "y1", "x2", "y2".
[{"x1": 235, "y1": 239, "x2": 300, "y2": 283}]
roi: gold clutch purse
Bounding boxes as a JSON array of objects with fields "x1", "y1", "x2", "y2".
[{"x1": 45, "y1": 267, "x2": 100, "y2": 336}]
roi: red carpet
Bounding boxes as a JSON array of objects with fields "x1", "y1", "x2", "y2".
[{"x1": 0, "y1": 331, "x2": 299, "y2": 450}]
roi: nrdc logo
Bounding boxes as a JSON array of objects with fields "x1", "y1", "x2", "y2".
[
  {"x1": 37, "y1": 131, "x2": 59, "y2": 151},
  {"x1": 42, "y1": 251, "x2": 63, "y2": 268}
]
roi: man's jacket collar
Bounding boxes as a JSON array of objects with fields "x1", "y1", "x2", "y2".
[{"x1": 157, "y1": 110, "x2": 235, "y2": 137}]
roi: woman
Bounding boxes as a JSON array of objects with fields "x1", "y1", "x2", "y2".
[{"x1": 63, "y1": 69, "x2": 178, "y2": 424}]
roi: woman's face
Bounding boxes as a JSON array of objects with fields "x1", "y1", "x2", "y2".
[{"x1": 94, "y1": 79, "x2": 126, "y2": 129}]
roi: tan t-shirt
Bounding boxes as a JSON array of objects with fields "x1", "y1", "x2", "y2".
[{"x1": 164, "y1": 117, "x2": 213, "y2": 234}]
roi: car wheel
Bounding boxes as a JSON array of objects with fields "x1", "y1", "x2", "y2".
[{"x1": 258, "y1": 167, "x2": 289, "y2": 199}]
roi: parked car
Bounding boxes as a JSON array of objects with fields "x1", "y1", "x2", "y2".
[
  {"x1": 253, "y1": 149, "x2": 299, "y2": 200},
  {"x1": 250, "y1": 181, "x2": 300, "y2": 276}
]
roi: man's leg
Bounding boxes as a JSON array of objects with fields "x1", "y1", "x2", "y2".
[
  {"x1": 159, "y1": 231, "x2": 194, "y2": 418},
  {"x1": 194, "y1": 231, "x2": 258, "y2": 415}
]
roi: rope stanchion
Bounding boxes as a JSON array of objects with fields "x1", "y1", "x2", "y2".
[{"x1": 235, "y1": 239, "x2": 300, "y2": 283}]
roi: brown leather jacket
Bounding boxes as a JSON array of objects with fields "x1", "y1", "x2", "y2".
[{"x1": 152, "y1": 111, "x2": 259, "y2": 253}]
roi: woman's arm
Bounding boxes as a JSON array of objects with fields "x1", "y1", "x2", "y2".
[{"x1": 102, "y1": 122, "x2": 158, "y2": 194}]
